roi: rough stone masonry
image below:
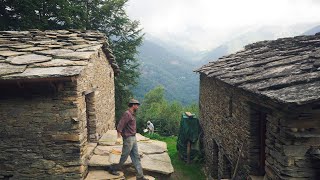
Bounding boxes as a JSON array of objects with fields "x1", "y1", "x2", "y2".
[
  {"x1": 196, "y1": 33, "x2": 320, "y2": 179},
  {"x1": 0, "y1": 30, "x2": 118, "y2": 179}
]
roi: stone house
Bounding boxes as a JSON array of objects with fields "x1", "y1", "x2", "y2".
[
  {"x1": 196, "y1": 34, "x2": 320, "y2": 179},
  {"x1": 0, "y1": 30, "x2": 119, "y2": 179}
]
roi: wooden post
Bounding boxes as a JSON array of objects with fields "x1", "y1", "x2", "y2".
[{"x1": 187, "y1": 141, "x2": 191, "y2": 164}]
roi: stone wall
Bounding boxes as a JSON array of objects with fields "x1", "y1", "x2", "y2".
[
  {"x1": 0, "y1": 49, "x2": 115, "y2": 179},
  {"x1": 199, "y1": 74, "x2": 251, "y2": 179},
  {"x1": 199, "y1": 74, "x2": 320, "y2": 179},
  {"x1": 265, "y1": 105, "x2": 320, "y2": 180},
  {"x1": 76, "y1": 49, "x2": 115, "y2": 143},
  {"x1": 76, "y1": 49, "x2": 115, "y2": 176},
  {"x1": 0, "y1": 80, "x2": 83, "y2": 179}
]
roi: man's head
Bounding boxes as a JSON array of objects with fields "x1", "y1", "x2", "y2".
[{"x1": 128, "y1": 99, "x2": 140, "y2": 112}]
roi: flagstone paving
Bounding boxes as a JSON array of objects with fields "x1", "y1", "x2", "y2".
[{"x1": 85, "y1": 130, "x2": 174, "y2": 180}]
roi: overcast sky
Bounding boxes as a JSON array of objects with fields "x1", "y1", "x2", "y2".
[{"x1": 126, "y1": 0, "x2": 320, "y2": 50}]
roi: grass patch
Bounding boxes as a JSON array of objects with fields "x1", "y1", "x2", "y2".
[{"x1": 145, "y1": 133, "x2": 206, "y2": 180}]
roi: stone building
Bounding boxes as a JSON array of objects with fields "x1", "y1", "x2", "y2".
[
  {"x1": 196, "y1": 34, "x2": 320, "y2": 179},
  {"x1": 0, "y1": 30, "x2": 119, "y2": 179}
]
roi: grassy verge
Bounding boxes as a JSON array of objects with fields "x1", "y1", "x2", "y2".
[{"x1": 145, "y1": 133, "x2": 206, "y2": 180}]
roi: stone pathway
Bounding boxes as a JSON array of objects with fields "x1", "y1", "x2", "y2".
[{"x1": 85, "y1": 130, "x2": 174, "y2": 180}]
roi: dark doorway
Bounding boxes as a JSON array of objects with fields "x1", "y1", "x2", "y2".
[
  {"x1": 211, "y1": 139, "x2": 219, "y2": 179},
  {"x1": 222, "y1": 155, "x2": 232, "y2": 179},
  {"x1": 85, "y1": 92, "x2": 96, "y2": 142},
  {"x1": 249, "y1": 105, "x2": 267, "y2": 175}
]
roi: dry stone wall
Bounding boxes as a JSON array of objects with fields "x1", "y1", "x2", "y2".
[
  {"x1": 0, "y1": 30, "x2": 116, "y2": 179},
  {"x1": 0, "y1": 50, "x2": 115, "y2": 179},
  {"x1": 200, "y1": 74, "x2": 251, "y2": 179},
  {"x1": 0, "y1": 80, "x2": 83, "y2": 179},
  {"x1": 265, "y1": 106, "x2": 320, "y2": 180},
  {"x1": 76, "y1": 49, "x2": 115, "y2": 176},
  {"x1": 76, "y1": 49, "x2": 115, "y2": 143},
  {"x1": 199, "y1": 74, "x2": 320, "y2": 179}
]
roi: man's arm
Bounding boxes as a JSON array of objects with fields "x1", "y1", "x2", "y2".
[{"x1": 117, "y1": 111, "x2": 130, "y2": 136}]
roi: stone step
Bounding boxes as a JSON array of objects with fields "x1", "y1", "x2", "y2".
[
  {"x1": 85, "y1": 169, "x2": 156, "y2": 180},
  {"x1": 87, "y1": 130, "x2": 174, "y2": 178},
  {"x1": 88, "y1": 152, "x2": 174, "y2": 175},
  {"x1": 126, "y1": 175, "x2": 155, "y2": 180},
  {"x1": 85, "y1": 170, "x2": 125, "y2": 180}
]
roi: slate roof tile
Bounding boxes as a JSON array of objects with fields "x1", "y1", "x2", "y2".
[
  {"x1": 0, "y1": 30, "x2": 118, "y2": 81},
  {"x1": 196, "y1": 34, "x2": 320, "y2": 105}
]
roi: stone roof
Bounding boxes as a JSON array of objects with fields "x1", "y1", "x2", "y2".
[
  {"x1": 196, "y1": 33, "x2": 320, "y2": 105},
  {"x1": 0, "y1": 30, "x2": 119, "y2": 81}
]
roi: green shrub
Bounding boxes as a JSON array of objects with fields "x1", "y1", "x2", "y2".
[{"x1": 137, "y1": 86, "x2": 199, "y2": 136}]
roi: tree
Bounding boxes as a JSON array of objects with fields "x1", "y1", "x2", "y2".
[
  {"x1": 137, "y1": 86, "x2": 199, "y2": 136},
  {"x1": 0, "y1": 0, "x2": 143, "y2": 120},
  {"x1": 83, "y1": 0, "x2": 143, "y2": 120}
]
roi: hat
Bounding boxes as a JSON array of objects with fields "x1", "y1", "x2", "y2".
[{"x1": 128, "y1": 99, "x2": 140, "y2": 105}]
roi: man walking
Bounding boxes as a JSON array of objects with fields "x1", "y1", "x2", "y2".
[{"x1": 109, "y1": 99, "x2": 148, "y2": 180}]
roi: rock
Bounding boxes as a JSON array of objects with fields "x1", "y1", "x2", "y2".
[
  {"x1": 29, "y1": 59, "x2": 88, "y2": 68},
  {"x1": 126, "y1": 175, "x2": 155, "y2": 180},
  {"x1": 57, "y1": 34, "x2": 78, "y2": 38},
  {"x1": 99, "y1": 131, "x2": 150, "y2": 146},
  {"x1": 55, "y1": 51, "x2": 95, "y2": 60},
  {"x1": 39, "y1": 44, "x2": 63, "y2": 48},
  {"x1": 16, "y1": 47, "x2": 48, "y2": 52},
  {"x1": 85, "y1": 170, "x2": 125, "y2": 180},
  {"x1": 36, "y1": 49, "x2": 74, "y2": 56},
  {"x1": 51, "y1": 134, "x2": 79, "y2": 142},
  {"x1": 6, "y1": 54, "x2": 52, "y2": 65},
  {"x1": 88, "y1": 154, "x2": 131, "y2": 167},
  {"x1": 283, "y1": 145, "x2": 309, "y2": 156},
  {"x1": 2, "y1": 66, "x2": 84, "y2": 79},
  {"x1": 290, "y1": 128, "x2": 298, "y2": 132},
  {"x1": 136, "y1": 133, "x2": 150, "y2": 142},
  {"x1": 138, "y1": 141, "x2": 167, "y2": 154},
  {"x1": 84, "y1": 143, "x2": 98, "y2": 159},
  {"x1": 31, "y1": 159, "x2": 56, "y2": 170},
  {"x1": 94, "y1": 145, "x2": 123, "y2": 156},
  {"x1": 0, "y1": 63, "x2": 26, "y2": 76},
  {"x1": 9, "y1": 44, "x2": 34, "y2": 49},
  {"x1": 28, "y1": 40, "x2": 59, "y2": 45},
  {"x1": 141, "y1": 153, "x2": 174, "y2": 175},
  {"x1": 88, "y1": 155, "x2": 111, "y2": 166},
  {"x1": 99, "y1": 130, "x2": 120, "y2": 146},
  {"x1": 0, "y1": 50, "x2": 27, "y2": 57},
  {"x1": 67, "y1": 44, "x2": 93, "y2": 50},
  {"x1": 147, "y1": 140, "x2": 167, "y2": 150},
  {"x1": 77, "y1": 45, "x2": 103, "y2": 52}
]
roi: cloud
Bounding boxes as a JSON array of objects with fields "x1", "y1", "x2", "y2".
[{"x1": 126, "y1": 0, "x2": 320, "y2": 50}]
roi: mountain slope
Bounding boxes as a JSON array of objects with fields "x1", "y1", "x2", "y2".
[
  {"x1": 194, "y1": 24, "x2": 320, "y2": 65},
  {"x1": 133, "y1": 40, "x2": 199, "y2": 104},
  {"x1": 303, "y1": 25, "x2": 320, "y2": 35}
]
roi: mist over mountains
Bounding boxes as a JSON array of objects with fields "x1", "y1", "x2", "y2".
[
  {"x1": 133, "y1": 23, "x2": 320, "y2": 104},
  {"x1": 133, "y1": 40, "x2": 199, "y2": 105}
]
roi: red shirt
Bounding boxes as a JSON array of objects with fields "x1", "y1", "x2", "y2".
[{"x1": 117, "y1": 110, "x2": 136, "y2": 137}]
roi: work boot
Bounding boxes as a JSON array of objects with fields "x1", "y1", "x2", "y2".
[
  {"x1": 108, "y1": 166, "x2": 120, "y2": 176},
  {"x1": 137, "y1": 176, "x2": 149, "y2": 180},
  {"x1": 109, "y1": 169, "x2": 120, "y2": 176}
]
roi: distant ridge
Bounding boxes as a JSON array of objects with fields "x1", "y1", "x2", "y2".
[
  {"x1": 302, "y1": 25, "x2": 320, "y2": 35},
  {"x1": 133, "y1": 40, "x2": 199, "y2": 104}
]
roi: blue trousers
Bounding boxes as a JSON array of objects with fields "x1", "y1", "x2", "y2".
[{"x1": 115, "y1": 136, "x2": 144, "y2": 178}]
